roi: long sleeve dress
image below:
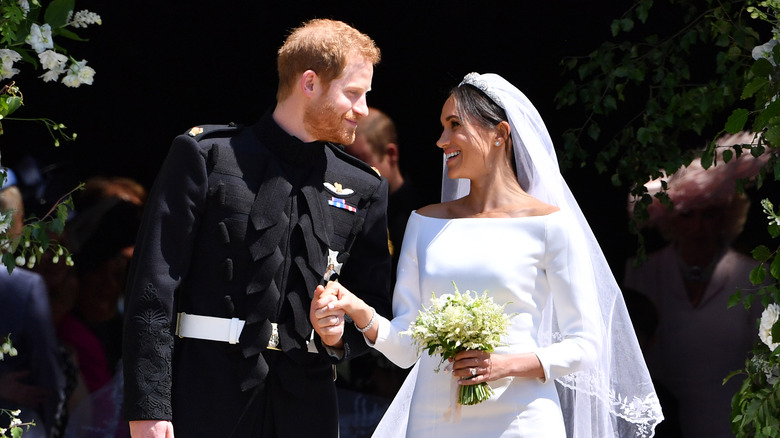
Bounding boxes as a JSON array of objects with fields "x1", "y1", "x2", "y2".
[{"x1": 371, "y1": 211, "x2": 603, "y2": 437}]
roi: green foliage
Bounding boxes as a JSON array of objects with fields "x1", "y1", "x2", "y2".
[
  {"x1": 558, "y1": 2, "x2": 780, "y2": 434},
  {"x1": 0, "y1": 337, "x2": 33, "y2": 438},
  {"x1": 555, "y1": 0, "x2": 771, "y2": 256},
  {"x1": 727, "y1": 199, "x2": 780, "y2": 438},
  {"x1": 0, "y1": 0, "x2": 100, "y2": 272},
  {"x1": 0, "y1": 182, "x2": 81, "y2": 273}
]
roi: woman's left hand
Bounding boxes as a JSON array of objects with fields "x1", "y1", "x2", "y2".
[
  {"x1": 451, "y1": 350, "x2": 502, "y2": 385},
  {"x1": 451, "y1": 350, "x2": 545, "y2": 383}
]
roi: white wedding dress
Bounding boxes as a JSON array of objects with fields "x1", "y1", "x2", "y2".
[{"x1": 371, "y1": 210, "x2": 603, "y2": 438}]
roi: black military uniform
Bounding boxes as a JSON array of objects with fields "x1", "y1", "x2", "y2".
[{"x1": 122, "y1": 111, "x2": 392, "y2": 437}]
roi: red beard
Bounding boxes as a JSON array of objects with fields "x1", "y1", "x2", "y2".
[{"x1": 303, "y1": 97, "x2": 357, "y2": 145}]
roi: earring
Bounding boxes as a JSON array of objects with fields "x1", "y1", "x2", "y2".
[{"x1": 494, "y1": 140, "x2": 501, "y2": 147}]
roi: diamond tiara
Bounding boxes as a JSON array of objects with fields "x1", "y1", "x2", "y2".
[{"x1": 458, "y1": 72, "x2": 503, "y2": 107}]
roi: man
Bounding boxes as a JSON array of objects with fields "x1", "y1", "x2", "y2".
[
  {"x1": 344, "y1": 107, "x2": 424, "y2": 282},
  {"x1": 122, "y1": 19, "x2": 392, "y2": 438},
  {"x1": 1, "y1": 169, "x2": 66, "y2": 438}
]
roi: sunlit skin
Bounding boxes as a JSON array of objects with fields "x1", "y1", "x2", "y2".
[
  {"x1": 302, "y1": 56, "x2": 373, "y2": 145},
  {"x1": 311, "y1": 94, "x2": 557, "y2": 385}
]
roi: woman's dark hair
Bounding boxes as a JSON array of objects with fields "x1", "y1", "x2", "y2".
[
  {"x1": 450, "y1": 84, "x2": 517, "y2": 177},
  {"x1": 450, "y1": 84, "x2": 507, "y2": 130}
]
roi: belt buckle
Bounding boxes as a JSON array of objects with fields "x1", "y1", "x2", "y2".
[
  {"x1": 267, "y1": 322, "x2": 281, "y2": 351},
  {"x1": 175, "y1": 312, "x2": 184, "y2": 338}
]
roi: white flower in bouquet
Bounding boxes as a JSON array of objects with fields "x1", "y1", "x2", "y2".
[
  {"x1": 759, "y1": 303, "x2": 780, "y2": 351},
  {"x1": 403, "y1": 283, "x2": 514, "y2": 405}
]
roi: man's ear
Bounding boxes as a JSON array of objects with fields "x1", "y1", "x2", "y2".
[
  {"x1": 301, "y1": 70, "x2": 318, "y2": 97},
  {"x1": 385, "y1": 143, "x2": 400, "y2": 166}
]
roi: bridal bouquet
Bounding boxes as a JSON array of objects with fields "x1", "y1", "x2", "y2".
[{"x1": 403, "y1": 283, "x2": 513, "y2": 405}]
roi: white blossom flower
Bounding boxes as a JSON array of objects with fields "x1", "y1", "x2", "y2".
[
  {"x1": 753, "y1": 38, "x2": 780, "y2": 65},
  {"x1": 0, "y1": 49, "x2": 21, "y2": 79},
  {"x1": 38, "y1": 50, "x2": 68, "y2": 82},
  {"x1": 26, "y1": 23, "x2": 54, "y2": 54},
  {"x1": 70, "y1": 10, "x2": 102, "y2": 28},
  {"x1": 17, "y1": 0, "x2": 29, "y2": 15},
  {"x1": 61, "y1": 59, "x2": 95, "y2": 87},
  {"x1": 0, "y1": 49, "x2": 21, "y2": 65},
  {"x1": 38, "y1": 50, "x2": 67, "y2": 70},
  {"x1": 0, "y1": 211, "x2": 11, "y2": 234},
  {"x1": 759, "y1": 303, "x2": 780, "y2": 350}
]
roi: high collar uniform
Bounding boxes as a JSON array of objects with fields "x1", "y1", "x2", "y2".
[{"x1": 122, "y1": 112, "x2": 392, "y2": 437}]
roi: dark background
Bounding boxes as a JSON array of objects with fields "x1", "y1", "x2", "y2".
[{"x1": 4, "y1": 1, "x2": 772, "y2": 280}]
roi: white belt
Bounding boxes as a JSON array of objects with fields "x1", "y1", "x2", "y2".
[{"x1": 175, "y1": 312, "x2": 317, "y2": 353}]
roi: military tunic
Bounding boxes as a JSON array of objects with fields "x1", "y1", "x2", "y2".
[{"x1": 122, "y1": 112, "x2": 392, "y2": 437}]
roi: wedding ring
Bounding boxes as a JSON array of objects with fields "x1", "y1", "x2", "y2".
[{"x1": 470, "y1": 368, "x2": 476, "y2": 377}]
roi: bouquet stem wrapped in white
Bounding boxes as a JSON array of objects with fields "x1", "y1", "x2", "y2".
[{"x1": 403, "y1": 283, "x2": 513, "y2": 405}]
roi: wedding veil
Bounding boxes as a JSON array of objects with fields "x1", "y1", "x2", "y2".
[
  {"x1": 442, "y1": 73, "x2": 663, "y2": 437},
  {"x1": 374, "y1": 73, "x2": 663, "y2": 437}
]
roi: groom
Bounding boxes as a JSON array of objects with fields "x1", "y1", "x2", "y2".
[{"x1": 122, "y1": 18, "x2": 392, "y2": 438}]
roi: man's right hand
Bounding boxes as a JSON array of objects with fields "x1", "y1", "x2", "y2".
[
  {"x1": 310, "y1": 283, "x2": 345, "y2": 347},
  {"x1": 129, "y1": 420, "x2": 174, "y2": 438}
]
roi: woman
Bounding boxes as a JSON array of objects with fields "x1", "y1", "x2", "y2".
[
  {"x1": 312, "y1": 73, "x2": 663, "y2": 437},
  {"x1": 624, "y1": 135, "x2": 768, "y2": 438}
]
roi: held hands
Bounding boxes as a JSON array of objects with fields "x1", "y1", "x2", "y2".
[
  {"x1": 310, "y1": 282, "x2": 373, "y2": 347},
  {"x1": 310, "y1": 282, "x2": 346, "y2": 347}
]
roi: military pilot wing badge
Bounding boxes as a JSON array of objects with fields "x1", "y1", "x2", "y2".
[{"x1": 323, "y1": 181, "x2": 354, "y2": 196}]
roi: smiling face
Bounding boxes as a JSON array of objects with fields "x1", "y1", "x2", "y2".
[
  {"x1": 437, "y1": 95, "x2": 497, "y2": 180},
  {"x1": 303, "y1": 55, "x2": 373, "y2": 145}
]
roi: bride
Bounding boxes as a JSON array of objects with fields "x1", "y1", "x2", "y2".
[{"x1": 311, "y1": 72, "x2": 663, "y2": 437}]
